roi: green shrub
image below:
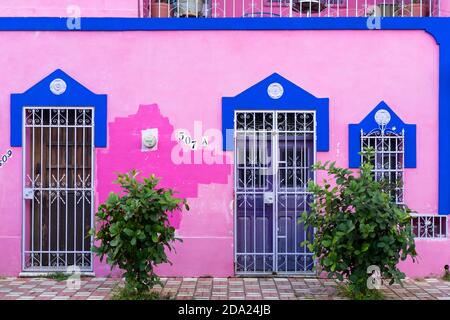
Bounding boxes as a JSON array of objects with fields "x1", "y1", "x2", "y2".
[
  {"x1": 444, "y1": 265, "x2": 450, "y2": 282},
  {"x1": 111, "y1": 286, "x2": 171, "y2": 300},
  {"x1": 92, "y1": 170, "x2": 189, "y2": 293},
  {"x1": 46, "y1": 272, "x2": 70, "y2": 282},
  {"x1": 301, "y1": 154, "x2": 416, "y2": 298},
  {"x1": 336, "y1": 283, "x2": 384, "y2": 300}
]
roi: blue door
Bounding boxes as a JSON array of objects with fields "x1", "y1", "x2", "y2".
[{"x1": 235, "y1": 111, "x2": 315, "y2": 274}]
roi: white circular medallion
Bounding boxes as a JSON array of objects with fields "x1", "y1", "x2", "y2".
[
  {"x1": 374, "y1": 109, "x2": 391, "y2": 127},
  {"x1": 49, "y1": 78, "x2": 67, "y2": 95},
  {"x1": 143, "y1": 134, "x2": 157, "y2": 149},
  {"x1": 267, "y1": 83, "x2": 284, "y2": 99}
]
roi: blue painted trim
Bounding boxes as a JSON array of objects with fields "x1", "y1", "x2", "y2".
[
  {"x1": 11, "y1": 69, "x2": 107, "y2": 148},
  {"x1": 348, "y1": 101, "x2": 416, "y2": 169},
  {"x1": 222, "y1": 73, "x2": 329, "y2": 152},
  {"x1": 431, "y1": 29, "x2": 450, "y2": 216},
  {"x1": 0, "y1": 17, "x2": 446, "y2": 32}
]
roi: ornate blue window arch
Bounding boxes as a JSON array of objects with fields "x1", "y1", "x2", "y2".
[
  {"x1": 348, "y1": 101, "x2": 416, "y2": 169},
  {"x1": 10, "y1": 69, "x2": 107, "y2": 147},
  {"x1": 221, "y1": 73, "x2": 329, "y2": 151}
]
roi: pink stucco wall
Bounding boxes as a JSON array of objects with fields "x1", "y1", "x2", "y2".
[{"x1": 0, "y1": 29, "x2": 447, "y2": 278}]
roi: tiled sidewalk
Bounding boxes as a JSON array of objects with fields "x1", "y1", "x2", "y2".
[{"x1": 0, "y1": 276, "x2": 449, "y2": 300}]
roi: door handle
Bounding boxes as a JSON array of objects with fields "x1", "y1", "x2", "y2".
[
  {"x1": 264, "y1": 192, "x2": 274, "y2": 204},
  {"x1": 23, "y1": 188, "x2": 34, "y2": 200}
]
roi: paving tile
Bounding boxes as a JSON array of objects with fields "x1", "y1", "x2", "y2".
[
  {"x1": 177, "y1": 293, "x2": 194, "y2": 297},
  {"x1": 39, "y1": 292, "x2": 58, "y2": 297},
  {"x1": 87, "y1": 296, "x2": 106, "y2": 300},
  {"x1": 73, "y1": 292, "x2": 91, "y2": 297},
  {"x1": 183, "y1": 278, "x2": 198, "y2": 282},
  {"x1": 5, "y1": 292, "x2": 23, "y2": 297},
  {"x1": 52, "y1": 296, "x2": 71, "y2": 300},
  {"x1": 17, "y1": 296, "x2": 35, "y2": 300},
  {"x1": 91, "y1": 278, "x2": 107, "y2": 282},
  {"x1": 19, "y1": 285, "x2": 36, "y2": 289},
  {"x1": 96, "y1": 287, "x2": 114, "y2": 291}
]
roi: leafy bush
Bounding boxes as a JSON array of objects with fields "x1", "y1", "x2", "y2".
[
  {"x1": 301, "y1": 154, "x2": 416, "y2": 298},
  {"x1": 46, "y1": 272, "x2": 70, "y2": 282},
  {"x1": 444, "y1": 265, "x2": 450, "y2": 282},
  {"x1": 336, "y1": 282, "x2": 384, "y2": 300},
  {"x1": 111, "y1": 286, "x2": 171, "y2": 300},
  {"x1": 92, "y1": 170, "x2": 189, "y2": 293}
]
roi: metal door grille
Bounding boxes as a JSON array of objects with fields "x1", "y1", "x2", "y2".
[
  {"x1": 22, "y1": 107, "x2": 94, "y2": 272},
  {"x1": 361, "y1": 129, "x2": 404, "y2": 204},
  {"x1": 234, "y1": 111, "x2": 315, "y2": 275}
]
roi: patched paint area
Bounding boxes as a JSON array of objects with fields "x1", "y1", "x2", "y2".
[
  {"x1": 155, "y1": 175, "x2": 235, "y2": 277},
  {"x1": 96, "y1": 104, "x2": 232, "y2": 229}
]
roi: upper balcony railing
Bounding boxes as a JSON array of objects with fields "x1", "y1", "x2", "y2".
[{"x1": 139, "y1": 0, "x2": 443, "y2": 18}]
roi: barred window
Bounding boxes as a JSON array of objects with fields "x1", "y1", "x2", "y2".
[
  {"x1": 411, "y1": 215, "x2": 448, "y2": 239},
  {"x1": 360, "y1": 129, "x2": 404, "y2": 205},
  {"x1": 264, "y1": 0, "x2": 344, "y2": 7}
]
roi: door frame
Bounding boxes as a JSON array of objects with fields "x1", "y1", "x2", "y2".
[
  {"x1": 21, "y1": 106, "x2": 95, "y2": 273},
  {"x1": 233, "y1": 110, "x2": 317, "y2": 276}
]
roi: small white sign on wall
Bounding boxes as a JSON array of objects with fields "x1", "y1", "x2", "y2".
[
  {"x1": 177, "y1": 130, "x2": 209, "y2": 151},
  {"x1": 142, "y1": 128, "x2": 158, "y2": 152}
]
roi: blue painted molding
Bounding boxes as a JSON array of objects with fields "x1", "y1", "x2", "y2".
[
  {"x1": 11, "y1": 69, "x2": 107, "y2": 147},
  {"x1": 0, "y1": 17, "x2": 446, "y2": 32},
  {"x1": 348, "y1": 101, "x2": 416, "y2": 169},
  {"x1": 222, "y1": 73, "x2": 329, "y2": 151},
  {"x1": 428, "y1": 28, "x2": 450, "y2": 216}
]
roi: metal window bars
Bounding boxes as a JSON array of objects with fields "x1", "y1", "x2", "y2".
[
  {"x1": 360, "y1": 129, "x2": 448, "y2": 240},
  {"x1": 139, "y1": 0, "x2": 442, "y2": 18},
  {"x1": 411, "y1": 214, "x2": 448, "y2": 239},
  {"x1": 234, "y1": 111, "x2": 316, "y2": 274},
  {"x1": 22, "y1": 107, "x2": 94, "y2": 272},
  {"x1": 361, "y1": 128, "x2": 405, "y2": 205}
]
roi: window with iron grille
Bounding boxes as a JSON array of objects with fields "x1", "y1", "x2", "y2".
[
  {"x1": 411, "y1": 214, "x2": 448, "y2": 239},
  {"x1": 266, "y1": 0, "x2": 344, "y2": 4},
  {"x1": 360, "y1": 129, "x2": 448, "y2": 239},
  {"x1": 360, "y1": 129, "x2": 405, "y2": 205},
  {"x1": 350, "y1": 104, "x2": 423, "y2": 237}
]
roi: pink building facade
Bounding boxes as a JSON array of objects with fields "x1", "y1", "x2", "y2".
[{"x1": 0, "y1": 1, "x2": 449, "y2": 278}]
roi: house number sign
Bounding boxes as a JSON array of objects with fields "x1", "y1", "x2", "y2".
[
  {"x1": 177, "y1": 130, "x2": 208, "y2": 151},
  {"x1": 0, "y1": 149, "x2": 12, "y2": 168}
]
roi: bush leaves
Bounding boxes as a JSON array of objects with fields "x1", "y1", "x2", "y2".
[
  {"x1": 91, "y1": 170, "x2": 189, "y2": 293},
  {"x1": 300, "y1": 149, "x2": 417, "y2": 297}
]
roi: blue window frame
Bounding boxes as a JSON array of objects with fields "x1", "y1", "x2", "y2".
[
  {"x1": 10, "y1": 69, "x2": 107, "y2": 148},
  {"x1": 348, "y1": 101, "x2": 416, "y2": 169},
  {"x1": 222, "y1": 73, "x2": 329, "y2": 152}
]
